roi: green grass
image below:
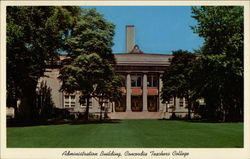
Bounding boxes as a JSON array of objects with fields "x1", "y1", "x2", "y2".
[{"x1": 7, "y1": 120, "x2": 243, "y2": 148}]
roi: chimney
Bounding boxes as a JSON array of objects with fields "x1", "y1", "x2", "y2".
[{"x1": 126, "y1": 25, "x2": 135, "y2": 53}]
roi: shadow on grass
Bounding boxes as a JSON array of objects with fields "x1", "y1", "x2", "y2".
[
  {"x1": 158, "y1": 118, "x2": 205, "y2": 123},
  {"x1": 158, "y1": 118, "x2": 204, "y2": 122},
  {"x1": 158, "y1": 118, "x2": 243, "y2": 123},
  {"x1": 69, "y1": 119, "x2": 122, "y2": 125},
  {"x1": 8, "y1": 118, "x2": 243, "y2": 127},
  {"x1": 7, "y1": 118, "x2": 122, "y2": 127}
]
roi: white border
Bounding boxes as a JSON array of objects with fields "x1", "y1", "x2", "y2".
[{"x1": 0, "y1": 1, "x2": 249, "y2": 159}]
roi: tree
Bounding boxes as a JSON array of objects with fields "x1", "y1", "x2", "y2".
[
  {"x1": 161, "y1": 50, "x2": 196, "y2": 119},
  {"x1": 7, "y1": 6, "x2": 81, "y2": 121},
  {"x1": 63, "y1": 8, "x2": 115, "y2": 64},
  {"x1": 59, "y1": 53, "x2": 120, "y2": 120},
  {"x1": 191, "y1": 6, "x2": 243, "y2": 122},
  {"x1": 94, "y1": 74, "x2": 122, "y2": 120},
  {"x1": 36, "y1": 81, "x2": 55, "y2": 120},
  {"x1": 58, "y1": 8, "x2": 117, "y2": 120}
]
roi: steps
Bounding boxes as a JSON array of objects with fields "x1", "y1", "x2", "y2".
[{"x1": 108, "y1": 111, "x2": 171, "y2": 119}]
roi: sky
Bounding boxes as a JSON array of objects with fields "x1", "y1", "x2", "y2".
[{"x1": 82, "y1": 6, "x2": 204, "y2": 55}]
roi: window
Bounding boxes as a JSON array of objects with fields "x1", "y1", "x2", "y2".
[
  {"x1": 169, "y1": 98, "x2": 174, "y2": 105},
  {"x1": 81, "y1": 98, "x2": 92, "y2": 108},
  {"x1": 131, "y1": 74, "x2": 142, "y2": 87},
  {"x1": 147, "y1": 74, "x2": 158, "y2": 87},
  {"x1": 64, "y1": 94, "x2": 76, "y2": 107},
  {"x1": 179, "y1": 98, "x2": 184, "y2": 107},
  {"x1": 185, "y1": 98, "x2": 188, "y2": 108},
  {"x1": 98, "y1": 99, "x2": 109, "y2": 109}
]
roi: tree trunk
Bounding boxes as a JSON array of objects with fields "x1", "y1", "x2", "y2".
[
  {"x1": 173, "y1": 96, "x2": 176, "y2": 112},
  {"x1": 239, "y1": 103, "x2": 243, "y2": 121},
  {"x1": 84, "y1": 97, "x2": 90, "y2": 120},
  {"x1": 19, "y1": 97, "x2": 32, "y2": 122},
  {"x1": 186, "y1": 96, "x2": 191, "y2": 120},
  {"x1": 222, "y1": 109, "x2": 226, "y2": 122},
  {"x1": 18, "y1": 81, "x2": 37, "y2": 122},
  {"x1": 220, "y1": 98, "x2": 226, "y2": 122},
  {"x1": 111, "y1": 102, "x2": 114, "y2": 112},
  {"x1": 238, "y1": 96, "x2": 243, "y2": 122},
  {"x1": 99, "y1": 102, "x2": 103, "y2": 121}
]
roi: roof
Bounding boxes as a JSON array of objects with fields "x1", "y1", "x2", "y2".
[
  {"x1": 56, "y1": 45, "x2": 173, "y2": 68},
  {"x1": 114, "y1": 45, "x2": 172, "y2": 66},
  {"x1": 114, "y1": 53, "x2": 172, "y2": 66}
]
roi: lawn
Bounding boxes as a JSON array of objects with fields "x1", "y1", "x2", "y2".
[{"x1": 7, "y1": 120, "x2": 243, "y2": 148}]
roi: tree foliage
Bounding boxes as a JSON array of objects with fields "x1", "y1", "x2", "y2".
[
  {"x1": 7, "y1": 6, "x2": 116, "y2": 121},
  {"x1": 59, "y1": 53, "x2": 121, "y2": 120},
  {"x1": 191, "y1": 6, "x2": 243, "y2": 122},
  {"x1": 7, "y1": 6, "x2": 81, "y2": 120},
  {"x1": 161, "y1": 6, "x2": 243, "y2": 122},
  {"x1": 64, "y1": 8, "x2": 115, "y2": 63},
  {"x1": 191, "y1": 6, "x2": 243, "y2": 59},
  {"x1": 94, "y1": 73, "x2": 122, "y2": 120},
  {"x1": 161, "y1": 50, "x2": 196, "y2": 118},
  {"x1": 58, "y1": 8, "x2": 118, "y2": 120}
]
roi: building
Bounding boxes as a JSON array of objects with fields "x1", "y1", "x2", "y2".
[{"x1": 38, "y1": 26, "x2": 189, "y2": 119}]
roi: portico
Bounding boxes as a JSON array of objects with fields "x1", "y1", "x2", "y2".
[
  {"x1": 108, "y1": 25, "x2": 174, "y2": 117},
  {"x1": 113, "y1": 45, "x2": 171, "y2": 114},
  {"x1": 120, "y1": 73, "x2": 158, "y2": 112}
]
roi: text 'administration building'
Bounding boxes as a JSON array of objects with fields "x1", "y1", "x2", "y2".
[{"x1": 39, "y1": 26, "x2": 189, "y2": 119}]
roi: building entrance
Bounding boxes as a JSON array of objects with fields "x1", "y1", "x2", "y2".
[
  {"x1": 131, "y1": 96, "x2": 143, "y2": 111},
  {"x1": 148, "y1": 96, "x2": 158, "y2": 112},
  {"x1": 115, "y1": 95, "x2": 126, "y2": 112}
]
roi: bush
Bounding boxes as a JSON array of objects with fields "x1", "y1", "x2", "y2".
[
  {"x1": 52, "y1": 108, "x2": 71, "y2": 119},
  {"x1": 192, "y1": 114, "x2": 202, "y2": 120},
  {"x1": 170, "y1": 112, "x2": 178, "y2": 120}
]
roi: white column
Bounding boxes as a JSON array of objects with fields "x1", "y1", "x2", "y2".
[
  {"x1": 175, "y1": 97, "x2": 180, "y2": 111},
  {"x1": 183, "y1": 97, "x2": 186, "y2": 109},
  {"x1": 92, "y1": 98, "x2": 98, "y2": 112},
  {"x1": 143, "y1": 74, "x2": 148, "y2": 111},
  {"x1": 159, "y1": 74, "x2": 164, "y2": 112},
  {"x1": 113, "y1": 102, "x2": 115, "y2": 112},
  {"x1": 126, "y1": 73, "x2": 131, "y2": 111}
]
